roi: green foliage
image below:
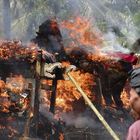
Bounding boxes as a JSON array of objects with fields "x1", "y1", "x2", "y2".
[{"x1": 133, "y1": 12, "x2": 140, "y2": 34}]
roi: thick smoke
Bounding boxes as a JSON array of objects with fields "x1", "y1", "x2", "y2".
[{"x1": 60, "y1": 0, "x2": 139, "y2": 52}]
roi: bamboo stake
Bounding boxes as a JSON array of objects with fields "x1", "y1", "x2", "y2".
[{"x1": 66, "y1": 72, "x2": 120, "y2": 140}]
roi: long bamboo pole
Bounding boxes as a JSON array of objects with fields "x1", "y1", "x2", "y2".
[{"x1": 66, "y1": 72, "x2": 120, "y2": 140}]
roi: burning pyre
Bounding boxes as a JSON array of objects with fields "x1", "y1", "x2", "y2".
[{"x1": 0, "y1": 17, "x2": 133, "y2": 140}]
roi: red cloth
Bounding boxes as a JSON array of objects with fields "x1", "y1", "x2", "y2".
[
  {"x1": 127, "y1": 120, "x2": 140, "y2": 140},
  {"x1": 107, "y1": 52, "x2": 138, "y2": 65}
]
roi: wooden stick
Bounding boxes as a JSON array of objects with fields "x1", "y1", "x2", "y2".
[
  {"x1": 67, "y1": 72, "x2": 120, "y2": 140},
  {"x1": 49, "y1": 78, "x2": 58, "y2": 113}
]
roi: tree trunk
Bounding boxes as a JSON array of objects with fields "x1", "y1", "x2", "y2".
[{"x1": 2, "y1": 0, "x2": 11, "y2": 39}]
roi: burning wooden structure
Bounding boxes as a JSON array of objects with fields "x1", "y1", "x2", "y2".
[
  {"x1": 0, "y1": 40, "x2": 133, "y2": 140},
  {"x1": 0, "y1": 18, "x2": 135, "y2": 140},
  {"x1": 0, "y1": 40, "x2": 65, "y2": 139}
]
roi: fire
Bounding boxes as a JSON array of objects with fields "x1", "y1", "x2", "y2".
[
  {"x1": 40, "y1": 62, "x2": 96, "y2": 115},
  {"x1": 0, "y1": 40, "x2": 38, "y2": 61},
  {"x1": 0, "y1": 92, "x2": 11, "y2": 113},
  {"x1": 41, "y1": 60, "x2": 130, "y2": 117},
  {"x1": 88, "y1": 53, "x2": 111, "y2": 62},
  {"x1": 6, "y1": 75, "x2": 26, "y2": 93},
  {"x1": 59, "y1": 133, "x2": 64, "y2": 140},
  {"x1": 56, "y1": 63, "x2": 96, "y2": 112},
  {"x1": 0, "y1": 75, "x2": 29, "y2": 113},
  {"x1": 0, "y1": 80, "x2": 5, "y2": 89},
  {"x1": 121, "y1": 90, "x2": 130, "y2": 109},
  {"x1": 61, "y1": 17, "x2": 103, "y2": 51}
]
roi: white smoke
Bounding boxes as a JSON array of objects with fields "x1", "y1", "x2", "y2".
[
  {"x1": 61, "y1": 112, "x2": 101, "y2": 129},
  {"x1": 101, "y1": 32, "x2": 130, "y2": 53}
]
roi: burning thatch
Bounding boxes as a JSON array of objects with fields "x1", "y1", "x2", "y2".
[
  {"x1": 0, "y1": 40, "x2": 38, "y2": 61},
  {"x1": 0, "y1": 18, "x2": 135, "y2": 140}
]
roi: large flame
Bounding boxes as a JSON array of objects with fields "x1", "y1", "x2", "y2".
[
  {"x1": 40, "y1": 62, "x2": 96, "y2": 117},
  {"x1": 56, "y1": 70, "x2": 95, "y2": 112},
  {"x1": 41, "y1": 62, "x2": 130, "y2": 120},
  {"x1": 61, "y1": 17, "x2": 103, "y2": 52}
]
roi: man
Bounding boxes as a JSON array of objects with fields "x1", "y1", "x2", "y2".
[{"x1": 127, "y1": 67, "x2": 140, "y2": 140}]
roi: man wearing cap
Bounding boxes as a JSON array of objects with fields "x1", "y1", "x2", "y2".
[{"x1": 127, "y1": 67, "x2": 140, "y2": 140}]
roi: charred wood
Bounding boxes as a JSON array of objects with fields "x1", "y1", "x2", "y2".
[{"x1": 49, "y1": 78, "x2": 57, "y2": 114}]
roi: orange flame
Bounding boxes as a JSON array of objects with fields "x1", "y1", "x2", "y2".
[
  {"x1": 0, "y1": 75, "x2": 29, "y2": 113},
  {"x1": 6, "y1": 75, "x2": 26, "y2": 94},
  {"x1": 59, "y1": 133, "x2": 64, "y2": 140},
  {"x1": 61, "y1": 17, "x2": 102, "y2": 51},
  {"x1": 41, "y1": 61, "x2": 130, "y2": 118},
  {"x1": 56, "y1": 70, "x2": 96, "y2": 112},
  {"x1": 41, "y1": 62, "x2": 96, "y2": 116},
  {"x1": 0, "y1": 40, "x2": 38, "y2": 61},
  {"x1": 121, "y1": 88, "x2": 130, "y2": 109}
]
